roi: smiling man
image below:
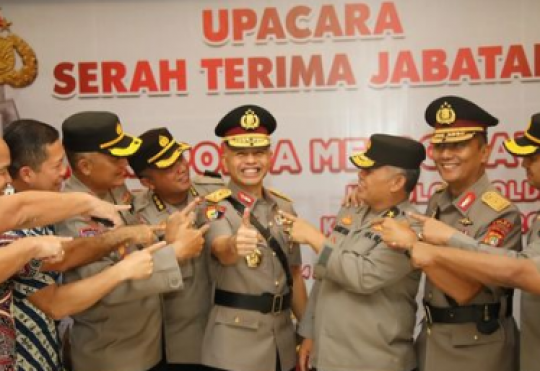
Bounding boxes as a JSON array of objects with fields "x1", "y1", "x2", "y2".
[
  {"x1": 201, "y1": 105, "x2": 307, "y2": 371},
  {"x1": 286, "y1": 134, "x2": 426, "y2": 371},
  {"x1": 129, "y1": 127, "x2": 220, "y2": 371},
  {"x1": 416, "y1": 96, "x2": 522, "y2": 371}
]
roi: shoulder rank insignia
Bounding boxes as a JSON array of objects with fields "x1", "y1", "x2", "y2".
[
  {"x1": 205, "y1": 188, "x2": 232, "y2": 203},
  {"x1": 435, "y1": 183, "x2": 448, "y2": 193},
  {"x1": 189, "y1": 186, "x2": 199, "y2": 197},
  {"x1": 482, "y1": 192, "x2": 510, "y2": 212},
  {"x1": 457, "y1": 192, "x2": 476, "y2": 212},
  {"x1": 267, "y1": 188, "x2": 292, "y2": 202},
  {"x1": 152, "y1": 194, "x2": 166, "y2": 212},
  {"x1": 383, "y1": 207, "x2": 400, "y2": 218}
]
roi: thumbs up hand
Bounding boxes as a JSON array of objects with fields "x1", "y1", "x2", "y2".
[{"x1": 235, "y1": 209, "x2": 259, "y2": 257}]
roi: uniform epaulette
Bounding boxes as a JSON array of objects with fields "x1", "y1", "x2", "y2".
[
  {"x1": 481, "y1": 191, "x2": 511, "y2": 212},
  {"x1": 203, "y1": 170, "x2": 222, "y2": 179},
  {"x1": 205, "y1": 188, "x2": 232, "y2": 203},
  {"x1": 435, "y1": 183, "x2": 448, "y2": 193},
  {"x1": 267, "y1": 188, "x2": 292, "y2": 202},
  {"x1": 189, "y1": 187, "x2": 199, "y2": 197},
  {"x1": 152, "y1": 193, "x2": 166, "y2": 212}
]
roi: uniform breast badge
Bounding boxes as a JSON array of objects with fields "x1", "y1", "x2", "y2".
[{"x1": 245, "y1": 248, "x2": 263, "y2": 268}]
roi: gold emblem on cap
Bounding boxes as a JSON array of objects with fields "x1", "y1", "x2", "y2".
[
  {"x1": 240, "y1": 109, "x2": 260, "y2": 130},
  {"x1": 116, "y1": 123, "x2": 123, "y2": 135},
  {"x1": 159, "y1": 135, "x2": 169, "y2": 147},
  {"x1": 245, "y1": 248, "x2": 263, "y2": 268},
  {"x1": 436, "y1": 102, "x2": 456, "y2": 125}
]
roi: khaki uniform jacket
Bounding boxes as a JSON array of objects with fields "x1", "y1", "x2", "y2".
[
  {"x1": 201, "y1": 181, "x2": 301, "y2": 371},
  {"x1": 304, "y1": 201, "x2": 421, "y2": 371},
  {"x1": 519, "y1": 214, "x2": 540, "y2": 371},
  {"x1": 55, "y1": 175, "x2": 183, "y2": 371},
  {"x1": 419, "y1": 174, "x2": 522, "y2": 371},
  {"x1": 132, "y1": 175, "x2": 223, "y2": 365},
  {"x1": 448, "y1": 214, "x2": 540, "y2": 371},
  {"x1": 298, "y1": 205, "x2": 361, "y2": 342}
]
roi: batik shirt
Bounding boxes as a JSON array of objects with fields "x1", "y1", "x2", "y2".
[
  {"x1": 3, "y1": 226, "x2": 63, "y2": 371},
  {"x1": 0, "y1": 234, "x2": 41, "y2": 371}
]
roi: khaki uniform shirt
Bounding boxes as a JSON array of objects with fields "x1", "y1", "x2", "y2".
[
  {"x1": 305, "y1": 201, "x2": 421, "y2": 371},
  {"x1": 132, "y1": 175, "x2": 223, "y2": 365},
  {"x1": 55, "y1": 175, "x2": 183, "y2": 371},
  {"x1": 449, "y1": 213, "x2": 540, "y2": 371},
  {"x1": 419, "y1": 174, "x2": 522, "y2": 371},
  {"x1": 298, "y1": 205, "x2": 362, "y2": 342},
  {"x1": 201, "y1": 181, "x2": 301, "y2": 371},
  {"x1": 519, "y1": 214, "x2": 540, "y2": 371}
]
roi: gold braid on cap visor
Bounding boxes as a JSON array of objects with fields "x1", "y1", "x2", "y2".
[
  {"x1": 223, "y1": 134, "x2": 271, "y2": 148},
  {"x1": 503, "y1": 139, "x2": 538, "y2": 156},
  {"x1": 349, "y1": 153, "x2": 375, "y2": 168},
  {"x1": 430, "y1": 127, "x2": 485, "y2": 144},
  {"x1": 155, "y1": 145, "x2": 190, "y2": 168},
  {"x1": 109, "y1": 137, "x2": 142, "y2": 156},
  {"x1": 147, "y1": 139, "x2": 183, "y2": 164}
]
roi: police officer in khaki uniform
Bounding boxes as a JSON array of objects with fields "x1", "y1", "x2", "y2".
[
  {"x1": 128, "y1": 127, "x2": 223, "y2": 371},
  {"x1": 416, "y1": 97, "x2": 522, "y2": 371},
  {"x1": 439, "y1": 113, "x2": 540, "y2": 371},
  {"x1": 503, "y1": 113, "x2": 540, "y2": 371},
  {"x1": 381, "y1": 113, "x2": 540, "y2": 371},
  {"x1": 56, "y1": 112, "x2": 203, "y2": 371},
  {"x1": 288, "y1": 134, "x2": 426, "y2": 371},
  {"x1": 201, "y1": 105, "x2": 308, "y2": 371}
]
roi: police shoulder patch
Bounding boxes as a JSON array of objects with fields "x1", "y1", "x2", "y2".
[
  {"x1": 205, "y1": 188, "x2": 232, "y2": 203},
  {"x1": 481, "y1": 191, "x2": 510, "y2": 212},
  {"x1": 267, "y1": 188, "x2": 292, "y2": 202}
]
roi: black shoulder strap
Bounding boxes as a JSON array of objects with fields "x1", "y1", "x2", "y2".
[{"x1": 226, "y1": 195, "x2": 293, "y2": 288}]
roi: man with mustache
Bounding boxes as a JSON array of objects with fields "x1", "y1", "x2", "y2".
[
  {"x1": 129, "y1": 127, "x2": 221, "y2": 371},
  {"x1": 380, "y1": 112, "x2": 540, "y2": 371},
  {"x1": 56, "y1": 112, "x2": 206, "y2": 371},
  {"x1": 414, "y1": 96, "x2": 522, "y2": 371}
]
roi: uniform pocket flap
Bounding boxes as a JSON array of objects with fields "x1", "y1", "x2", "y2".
[
  {"x1": 215, "y1": 307, "x2": 260, "y2": 330},
  {"x1": 450, "y1": 323, "x2": 503, "y2": 346}
]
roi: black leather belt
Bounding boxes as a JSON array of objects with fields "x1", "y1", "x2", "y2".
[
  {"x1": 424, "y1": 301, "x2": 511, "y2": 324},
  {"x1": 214, "y1": 289, "x2": 291, "y2": 315}
]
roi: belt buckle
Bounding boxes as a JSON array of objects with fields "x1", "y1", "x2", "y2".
[{"x1": 272, "y1": 294, "x2": 284, "y2": 315}]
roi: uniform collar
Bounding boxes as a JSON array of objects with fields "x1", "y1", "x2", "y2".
[
  {"x1": 64, "y1": 173, "x2": 131, "y2": 205},
  {"x1": 150, "y1": 189, "x2": 191, "y2": 214},
  {"x1": 227, "y1": 180, "x2": 276, "y2": 209},
  {"x1": 359, "y1": 199, "x2": 410, "y2": 228},
  {"x1": 438, "y1": 173, "x2": 490, "y2": 216},
  {"x1": 64, "y1": 173, "x2": 94, "y2": 195}
]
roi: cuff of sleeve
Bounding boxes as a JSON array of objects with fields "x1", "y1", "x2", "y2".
[
  {"x1": 298, "y1": 318, "x2": 313, "y2": 339},
  {"x1": 314, "y1": 243, "x2": 334, "y2": 279},
  {"x1": 449, "y1": 232, "x2": 480, "y2": 251}
]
